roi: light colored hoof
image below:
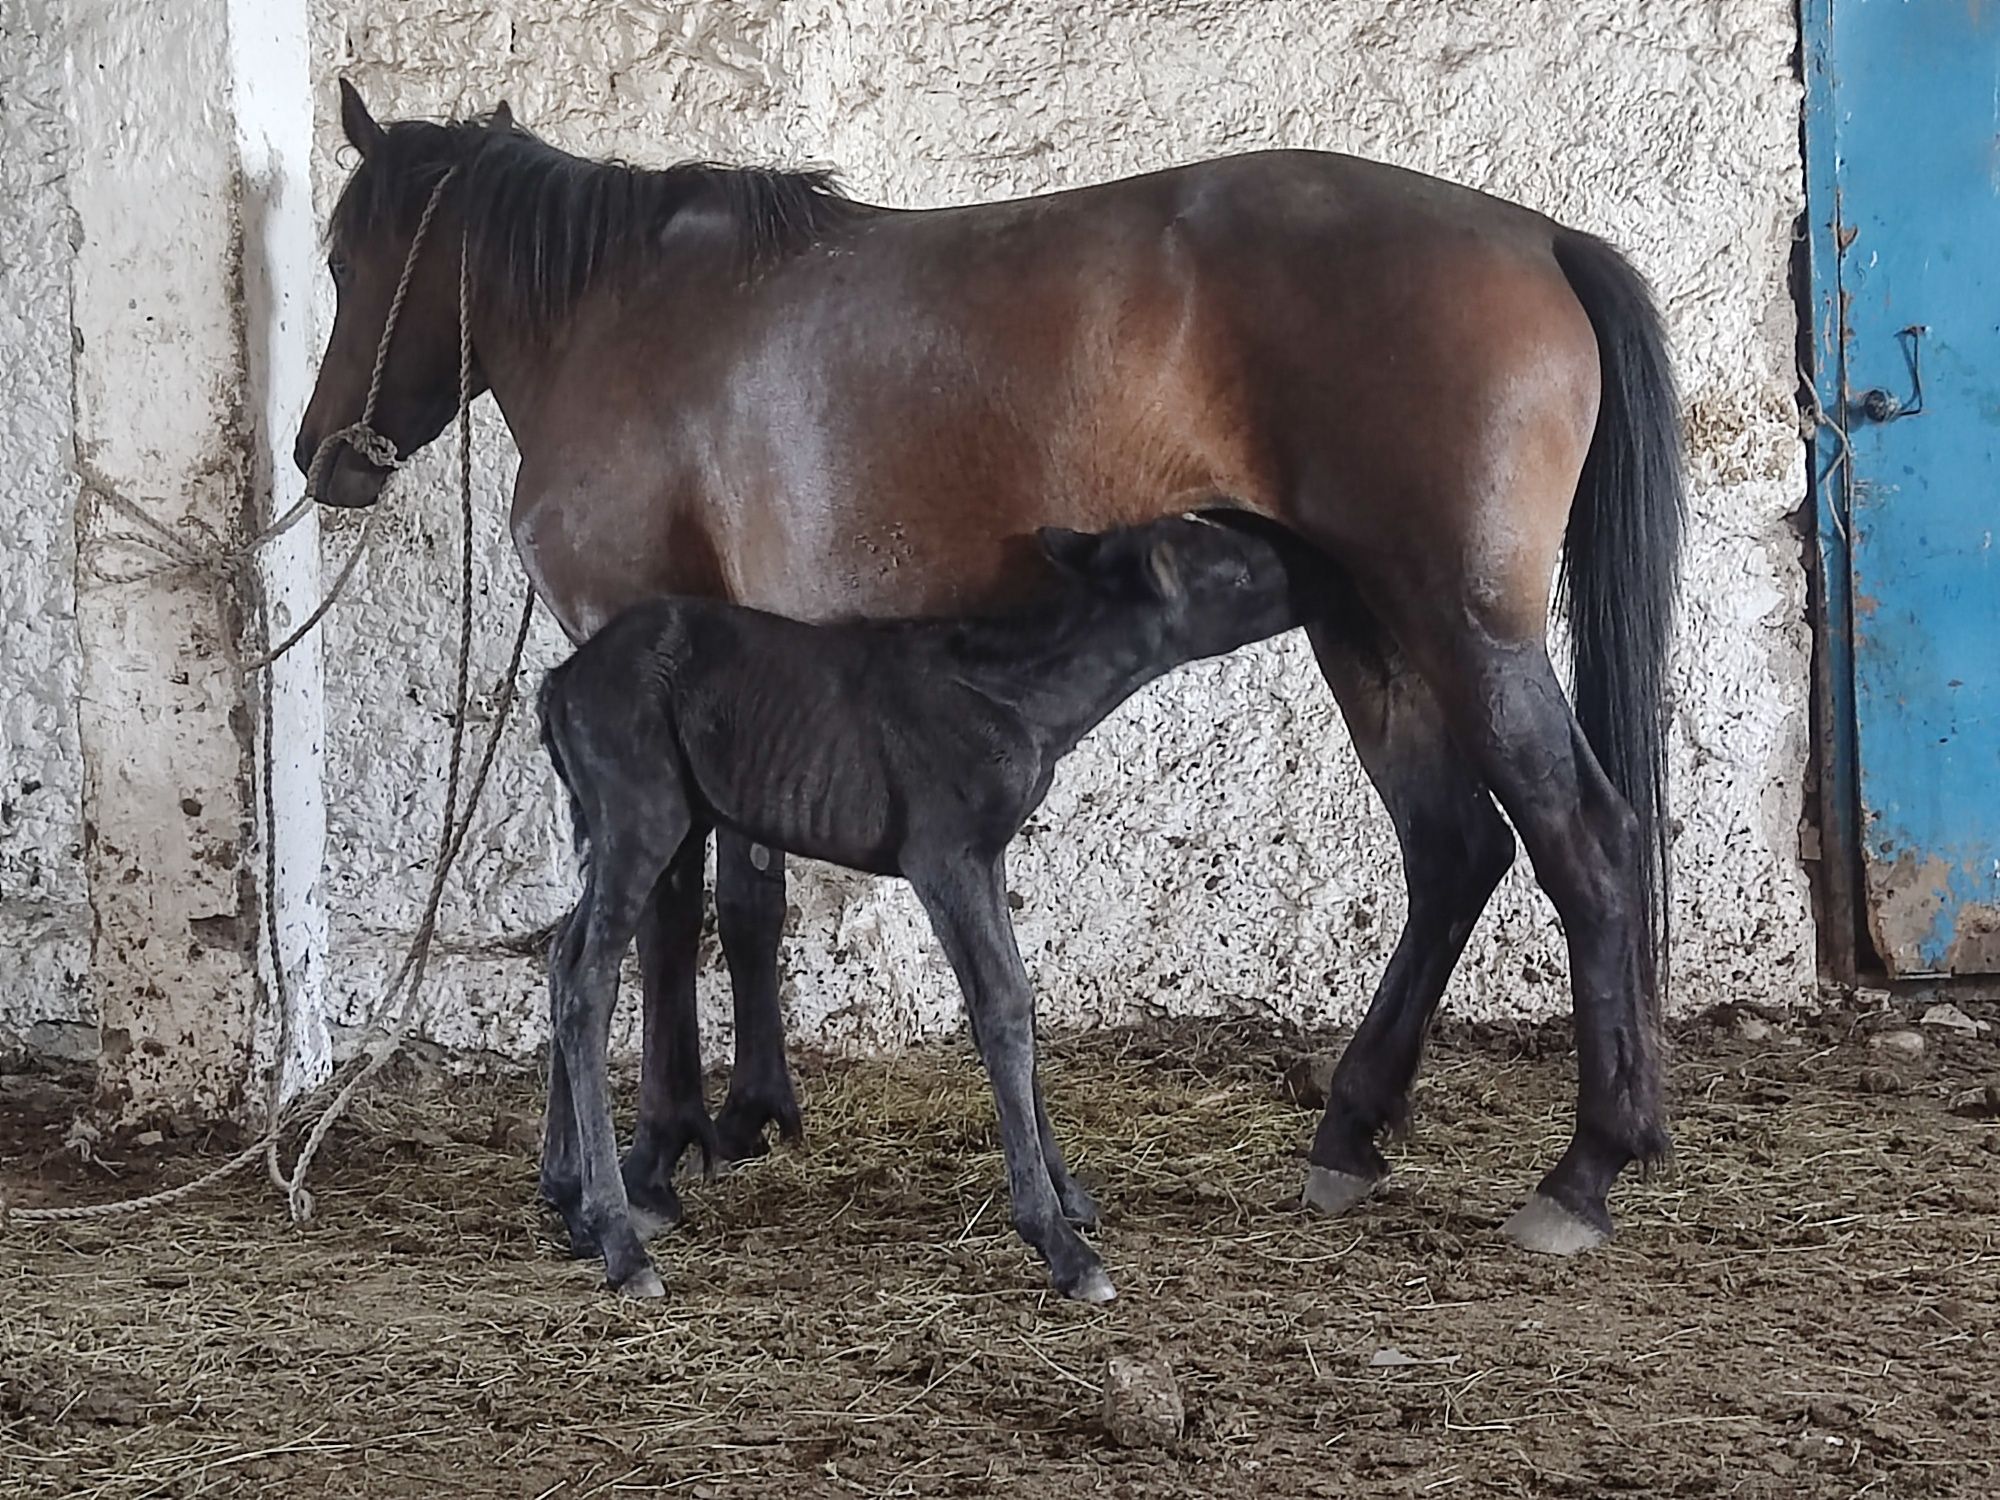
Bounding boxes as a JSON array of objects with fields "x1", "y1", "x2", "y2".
[
  {"x1": 1302, "y1": 1165, "x2": 1377, "y2": 1217},
  {"x1": 1066, "y1": 1266, "x2": 1118, "y2": 1304},
  {"x1": 1503, "y1": 1193, "x2": 1609, "y2": 1257},
  {"x1": 616, "y1": 1266, "x2": 666, "y2": 1300}
]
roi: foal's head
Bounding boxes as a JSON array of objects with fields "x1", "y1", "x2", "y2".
[{"x1": 1036, "y1": 515, "x2": 1318, "y2": 660}]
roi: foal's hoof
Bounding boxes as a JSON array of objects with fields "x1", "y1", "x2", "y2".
[
  {"x1": 1504, "y1": 1193, "x2": 1611, "y2": 1257},
  {"x1": 1302, "y1": 1165, "x2": 1378, "y2": 1218},
  {"x1": 614, "y1": 1265, "x2": 667, "y2": 1301},
  {"x1": 1060, "y1": 1264, "x2": 1118, "y2": 1304}
]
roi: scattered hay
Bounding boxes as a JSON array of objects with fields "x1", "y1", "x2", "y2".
[{"x1": 3, "y1": 1003, "x2": 1998, "y2": 1497}]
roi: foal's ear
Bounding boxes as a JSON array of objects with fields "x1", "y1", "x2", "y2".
[
  {"x1": 1037, "y1": 527, "x2": 1101, "y2": 579},
  {"x1": 490, "y1": 99, "x2": 515, "y2": 132},
  {"x1": 339, "y1": 78, "x2": 386, "y2": 160},
  {"x1": 1140, "y1": 535, "x2": 1185, "y2": 602}
]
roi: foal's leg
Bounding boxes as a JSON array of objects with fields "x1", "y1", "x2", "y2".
[
  {"x1": 540, "y1": 903, "x2": 595, "y2": 1256},
  {"x1": 712, "y1": 832, "x2": 804, "y2": 1161},
  {"x1": 1302, "y1": 614, "x2": 1515, "y2": 1216},
  {"x1": 622, "y1": 834, "x2": 721, "y2": 1235},
  {"x1": 1410, "y1": 629, "x2": 1668, "y2": 1252},
  {"x1": 967, "y1": 999, "x2": 1097, "y2": 1227},
  {"x1": 554, "y1": 812, "x2": 693, "y2": 1298},
  {"x1": 1034, "y1": 1080, "x2": 1098, "y2": 1228},
  {"x1": 911, "y1": 856, "x2": 1113, "y2": 1301}
]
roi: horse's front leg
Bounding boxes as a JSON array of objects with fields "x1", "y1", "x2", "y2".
[
  {"x1": 622, "y1": 834, "x2": 721, "y2": 1233},
  {"x1": 712, "y1": 829, "x2": 803, "y2": 1161}
]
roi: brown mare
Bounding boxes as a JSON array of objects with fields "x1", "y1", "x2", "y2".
[{"x1": 298, "y1": 81, "x2": 1684, "y2": 1266}]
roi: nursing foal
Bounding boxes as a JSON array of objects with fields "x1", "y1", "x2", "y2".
[{"x1": 538, "y1": 515, "x2": 1317, "y2": 1300}]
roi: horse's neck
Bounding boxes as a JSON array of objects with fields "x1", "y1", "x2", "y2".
[
  {"x1": 468, "y1": 223, "x2": 748, "y2": 460},
  {"x1": 469, "y1": 306, "x2": 559, "y2": 455}
]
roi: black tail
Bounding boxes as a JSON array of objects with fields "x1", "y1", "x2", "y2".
[{"x1": 1552, "y1": 230, "x2": 1687, "y2": 1012}]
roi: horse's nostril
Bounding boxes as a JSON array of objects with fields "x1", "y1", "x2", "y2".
[{"x1": 293, "y1": 431, "x2": 315, "y2": 479}]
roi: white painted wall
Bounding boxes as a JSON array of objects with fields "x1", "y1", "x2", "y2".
[
  {"x1": 0, "y1": 0, "x2": 90, "y2": 1059},
  {"x1": 229, "y1": 0, "x2": 333, "y2": 1104},
  {"x1": 302, "y1": 0, "x2": 1815, "y2": 1067}
]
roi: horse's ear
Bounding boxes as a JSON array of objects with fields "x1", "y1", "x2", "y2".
[
  {"x1": 491, "y1": 99, "x2": 515, "y2": 132},
  {"x1": 1037, "y1": 527, "x2": 1100, "y2": 579},
  {"x1": 339, "y1": 78, "x2": 385, "y2": 159}
]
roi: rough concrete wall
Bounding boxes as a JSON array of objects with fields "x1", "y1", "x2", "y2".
[
  {"x1": 0, "y1": 0, "x2": 90, "y2": 1057},
  {"x1": 306, "y1": 0, "x2": 1814, "y2": 1062},
  {"x1": 64, "y1": 0, "x2": 262, "y2": 1115}
]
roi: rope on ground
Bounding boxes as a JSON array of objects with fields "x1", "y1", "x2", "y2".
[{"x1": 5, "y1": 167, "x2": 538, "y2": 1229}]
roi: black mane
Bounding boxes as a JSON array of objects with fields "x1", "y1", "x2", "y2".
[{"x1": 329, "y1": 110, "x2": 856, "y2": 331}]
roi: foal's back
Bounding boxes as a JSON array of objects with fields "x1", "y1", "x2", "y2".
[{"x1": 549, "y1": 597, "x2": 1030, "y2": 876}]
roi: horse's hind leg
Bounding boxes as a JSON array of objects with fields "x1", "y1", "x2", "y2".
[
  {"x1": 712, "y1": 832, "x2": 803, "y2": 1161},
  {"x1": 622, "y1": 832, "x2": 721, "y2": 1235},
  {"x1": 1407, "y1": 627, "x2": 1667, "y2": 1252},
  {"x1": 1302, "y1": 613, "x2": 1515, "y2": 1217}
]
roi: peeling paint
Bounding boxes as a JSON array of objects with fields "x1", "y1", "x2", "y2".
[
  {"x1": 1948, "y1": 904, "x2": 2000, "y2": 972},
  {"x1": 1864, "y1": 849, "x2": 1954, "y2": 976}
]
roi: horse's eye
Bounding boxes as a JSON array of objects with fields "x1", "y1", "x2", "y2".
[{"x1": 327, "y1": 254, "x2": 351, "y2": 285}]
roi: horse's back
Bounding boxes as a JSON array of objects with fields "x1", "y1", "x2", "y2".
[{"x1": 518, "y1": 148, "x2": 1604, "y2": 630}]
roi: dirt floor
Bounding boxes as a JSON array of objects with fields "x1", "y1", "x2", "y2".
[{"x1": 3, "y1": 996, "x2": 1998, "y2": 1499}]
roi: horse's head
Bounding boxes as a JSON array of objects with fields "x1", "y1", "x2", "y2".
[{"x1": 295, "y1": 81, "x2": 509, "y2": 507}]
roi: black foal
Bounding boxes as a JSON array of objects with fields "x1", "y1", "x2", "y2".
[{"x1": 537, "y1": 515, "x2": 1319, "y2": 1299}]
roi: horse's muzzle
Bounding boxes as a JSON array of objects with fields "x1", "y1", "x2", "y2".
[{"x1": 306, "y1": 444, "x2": 392, "y2": 509}]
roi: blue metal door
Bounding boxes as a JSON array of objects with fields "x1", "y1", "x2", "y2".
[{"x1": 1806, "y1": 0, "x2": 2000, "y2": 976}]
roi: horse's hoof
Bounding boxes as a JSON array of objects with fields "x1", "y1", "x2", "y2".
[
  {"x1": 1302, "y1": 1165, "x2": 1377, "y2": 1217},
  {"x1": 713, "y1": 1114, "x2": 772, "y2": 1165},
  {"x1": 615, "y1": 1266, "x2": 666, "y2": 1300},
  {"x1": 714, "y1": 1086, "x2": 802, "y2": 1165},
  {"x1": 1503, "y1": 1193, "x2": 1610, "y2": 1257},
  {"x1": 1062, "y1": 1265, "x2": 1118, "y2": 1304}
]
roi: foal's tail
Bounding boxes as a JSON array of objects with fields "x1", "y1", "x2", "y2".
[{"x1": 1552, "y1": 230, "x2": 1687, "y2": 1013}]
